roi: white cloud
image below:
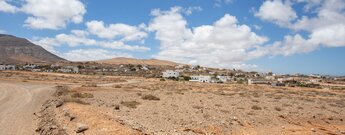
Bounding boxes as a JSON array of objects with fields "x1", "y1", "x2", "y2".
[
  {"x1": 21, "y1": 0, "x2": 86, "y2": 29},
  {"x1": 149, "y1": 7, "x2": 268, "y2": 68},
  {"x1": 33, "y1": 30, "x2": 150, "y2": 52},
  {"x1": 86, "y1": 20, "x2": 147, "y2": 41},
  {"x1": 61, "y1": 49, "x2": 133, "y2": 61},
  {"x1": 252, "y1": 0, "x2": 345, "y2": 59},
  {"x1": 184, "y1": 6, "x2": 203, "y2": 15},
  {"x1": 0, "y1": 0, "x2": 18, "y2": 13},
  {"x1": 0, "y1": 0, "x2": 86, "y2": 30},
  {"x1": 255, "y1": 0, "x2": 297, "y2": 25},
  {"x1": 309, "y1": 24, "x2": 345, "y2": 47}
]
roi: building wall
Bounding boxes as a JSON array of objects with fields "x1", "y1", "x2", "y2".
[{"x1": 162, "y1": 70, "x2": 179, "y2": 78}]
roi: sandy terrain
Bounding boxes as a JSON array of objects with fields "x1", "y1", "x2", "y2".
[
  {"x1": 0, "y1": 71, "x2": 344, "y2": 135},
  {"x1": 0, "y1": 80, "x2": 55, "y2": 135}
]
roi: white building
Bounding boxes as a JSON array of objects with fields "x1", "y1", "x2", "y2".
[
  {"x1": 0, "y1": 65, "x2": 15, "y2": 70},
  {"x1": 265, "y1": 76, "x2": 275, "y2": 80},
  {"x1": 217, "y1": 76, "x2": 231, "y2": 83},
  {"x1": 23, "y1": 64, "x2": 37, "y2": 69},
  {"x1": 0, "y1": 65, "x2": 5, "y2": 70},
  {"x1": 162, "y1": 70, "x2": 180, "y2": 78},
  {"x1": 58, "y1": 66, "x2": 79, "y2": 73},
  {"x1": 190, "y1": 76, "x2": 212, "y2": 83}
]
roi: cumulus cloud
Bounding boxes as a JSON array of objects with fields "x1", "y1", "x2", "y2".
[
  {"x1": 0, "y1": 0, "x2": 18, "y2": 13},
  {"x1": 252, "y1": 0, "x2": 345, "y2": 58},
  {"x1": 33, "y1": 30, "x2": 150, "y2": 52},
  {"x1": 255, "y1": 0, "x2": 297, "y2": 25},
  {"x1": 0, "y1": 0, "x2": 86, "y2": 30},
  {"x1": 86, "y1": 20, "x2": 147, "y2": 41},
  {"x1": 61, "y1": 49, "x2": 133, "y2": 61},
  {"x1": 22, "y1": 0, "x2": 86, "y2": 29},
  {"x1": 149, "y1": 7, "x2": 268, "y2": 68}
]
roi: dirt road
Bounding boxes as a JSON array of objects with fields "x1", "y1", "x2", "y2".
[{"x1": 0, "y1": 81, "x2": 55, "y2": 135}]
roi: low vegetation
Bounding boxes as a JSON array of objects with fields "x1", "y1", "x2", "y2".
[
  {"x1": 121, "y1": 101, "x2": 141, "y2": 108},
  {"x1": 142, "y1": 94, "x2": 160, "y2": 100}
]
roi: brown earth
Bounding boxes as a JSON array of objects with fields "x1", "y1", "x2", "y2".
[
  {"x1": 97, "y1": 57, "x2": 180, "y2": 66},
  {"x1": 0, "y1": 71, "x2": 344, "y2": 135}
]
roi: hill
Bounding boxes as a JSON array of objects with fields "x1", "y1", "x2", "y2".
[
  {"x1": 0, "y1": 34, "x2": 65, "y2": 64},
  {"x1": 97, "y1": 57, "x2": 180, "y2": 66}
]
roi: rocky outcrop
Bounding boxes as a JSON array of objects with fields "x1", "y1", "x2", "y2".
[{"x1": 0, "y1": 34, "x2": 66, "y2": 64}]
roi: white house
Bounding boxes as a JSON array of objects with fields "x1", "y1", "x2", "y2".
[
  {"x1": 23, "y1": 64, "x2": 37, "y2": 69},
  {"x1": 162, "y1": 70, "x2": 180, "y2": 78},
  {"x1": 0, "y1": 65, "x2": 15, "y2": 70},
  {"x1": 190, "y1": 76, "x2": 212, "y2": 83},
  {"x1": 217, "y1": 76, "x2": 231, "y2": 83},
  {"x1": 0, "y1": 65, "x2": 5, "y2": 70},
  {"x1": 58, "y1": 66, "x2": 79, "y2": 73}
]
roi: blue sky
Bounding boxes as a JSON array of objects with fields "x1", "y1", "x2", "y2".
[{"x1": 0, "y1": 0, "x2": 345, "y2": 75}]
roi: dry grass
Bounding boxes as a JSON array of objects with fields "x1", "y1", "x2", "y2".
[
  {"x1": 82, "y1": 83, "x2": 97, "y2": 87},
  {"x1": 142, "y1": 94, "x2": 160, "y2": 100},
  {"x1": 251, "y1": 105, "x2": 262, "y2": 110},
  {"x1": 71, "y1": 92, "x2": 94, "y2": 98},
  {"x1": 121, "y1": 101, "x2": 141, "y2": 108}
]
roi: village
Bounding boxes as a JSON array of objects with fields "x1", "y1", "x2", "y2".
[{"x1": 1, "y1": 62, "x2": 344, "y2": 90}]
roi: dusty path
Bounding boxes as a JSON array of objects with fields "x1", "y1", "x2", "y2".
[{"x1": 0, "y1": 81, "x2": 55, "y2": 135}]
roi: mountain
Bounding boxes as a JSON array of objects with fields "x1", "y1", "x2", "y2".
[
  {"x1": 97, "y1": 57, "x2": 180, "y2": 66},
  {"x1": 0, "y1": 34, "x2": 65, "y2": 64}
]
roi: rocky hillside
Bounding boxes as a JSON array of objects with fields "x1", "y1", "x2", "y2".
[
  {"x1": 0, "y1": 34, "x2": 65, "y2": 64},
  {"x1": 97, "y1": 57, "x2": 180, "y2": 66}
]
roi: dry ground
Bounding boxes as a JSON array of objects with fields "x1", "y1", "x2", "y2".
[{"x1": 0, "y1": 71, "x2": 344, "y2": 135}]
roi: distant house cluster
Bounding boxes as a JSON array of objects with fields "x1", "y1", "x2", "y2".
[{"x1": 0, "y1": 64, "x2": 16, "y2": 70}]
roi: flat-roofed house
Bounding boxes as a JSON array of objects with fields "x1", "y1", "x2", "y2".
[
  {"x1": 162, "y1": 70, "x2": 180, "y2": 78},
  {"x1": 190, "y1": 76, "x2": 212, "y2": 83}
]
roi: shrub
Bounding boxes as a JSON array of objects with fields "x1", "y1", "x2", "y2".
[
  {"x1": 121, "y1": 101, "x2": 140, "y2": 108},
  {"x1": 82, "y1": 83, "x2": 97, "y2": 87},
  {"x1": 274, "y1": 107, "x2": 282, "y2": 111},
  {"x1": 71, "y1": 92, "x2": 94, "y2": 98},
  {"x1": 160, "y1": 78, "x2": 165, "y2": 81},
  {"x1": 55, "y1": 85, "x2": 70, "y2": 97},
  {"x1": 142, "y1": 94, "x2": 160, "y2": 100},
  {"x1": 251, "y1": 105, "x2": 262, "y2": 110},
  {"x1": 113, "y1": 85, "x2": 122, "y2": 88}
]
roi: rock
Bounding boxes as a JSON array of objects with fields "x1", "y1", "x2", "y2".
[
  {"x1": 76, "y1": 123, "x2": 88, "y2": 133},
  {"x1": 233, "y1": 116, "x2": 238, "y2": 121},
  {"x1": 311, "y1": 128, "x2": 316, "y2": 132},
  {"x1": 114, "y1": 105, "x2": 120, "y2": 110},
  {"x1": 281, "y1": 126, "x2": 285, "y2": 129},
  {"x1": 55, "y1": 100, "x2": 64, "y2": 108}
]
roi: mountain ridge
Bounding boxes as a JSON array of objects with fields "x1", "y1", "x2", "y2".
[{"x1": 0, "y1": 34, "x2": 66, "y2": 64}]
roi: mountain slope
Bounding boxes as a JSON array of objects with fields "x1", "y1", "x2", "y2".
[
  {"x1": 97, "y1": 57, "x2": 180, "y2": 66},
  {"x1": 0, "y1": 34, "x2": 65, "y2": 64}
]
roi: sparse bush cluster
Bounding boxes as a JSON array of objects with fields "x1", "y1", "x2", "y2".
[
  {"x1": 71, "y1": 92, "x2": 94, "y2": 98},
  {"x1": 121, "y1": 101, "x2": 141, "y2": 108},
  {"x1": 142, "y1": 94, "x2": 160, "y2": 100}
]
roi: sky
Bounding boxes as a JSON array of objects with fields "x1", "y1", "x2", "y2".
[{"x1": 0, "y1": 0, "x2": 345, "y2": 75}]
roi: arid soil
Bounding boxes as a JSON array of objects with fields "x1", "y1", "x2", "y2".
[
  {"x1": 0, "y1": 80, "x2": 55, "y2": 135},
  {"x1": 0, "y1": 71, "x2": 344, "y2": 135}
]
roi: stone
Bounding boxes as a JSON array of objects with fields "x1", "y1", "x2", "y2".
[
  {"x1": 55, "y1": 100, "x2": 64, "y2": 108},
  {"x1": 76, "y1": 123, "x2": 88, "y2": 133},
  {"x1": 311, "y1": 128, "x2": 316, "y2": 132}
]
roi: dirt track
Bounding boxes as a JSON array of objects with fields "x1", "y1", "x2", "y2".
[{"x1": 0, "y1": 81, "x2": 55, "y2": 135}]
